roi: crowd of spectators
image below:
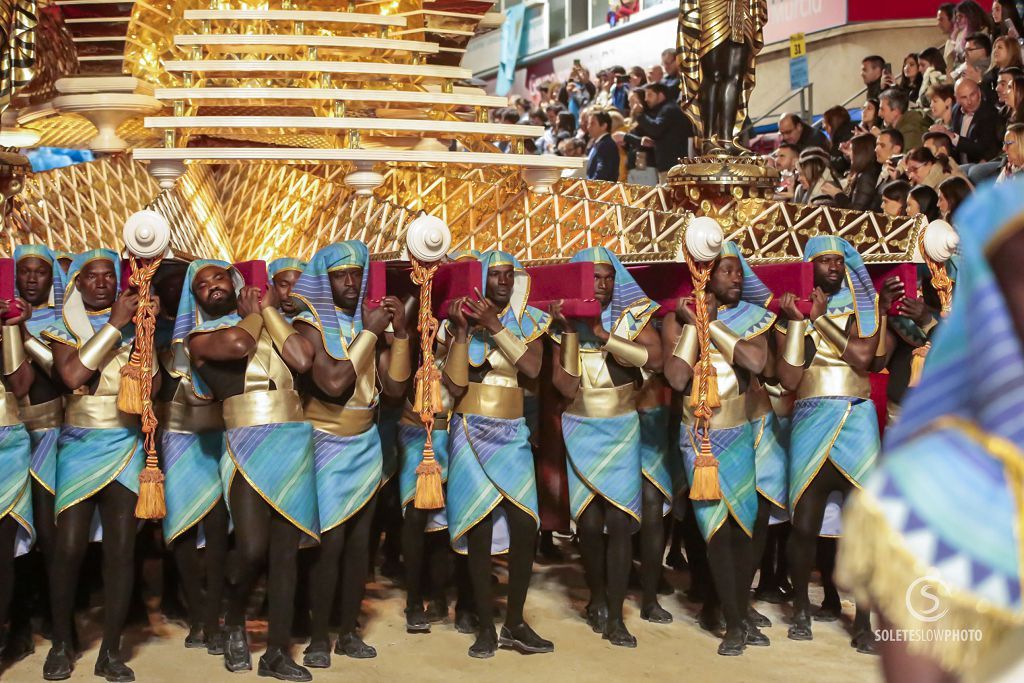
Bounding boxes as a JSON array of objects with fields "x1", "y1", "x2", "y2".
[{"x1": 491, "y1": 0, "x2": 1024, "y2": 222}]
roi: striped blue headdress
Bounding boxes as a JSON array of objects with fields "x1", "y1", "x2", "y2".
[
  {"x1": 717, "y1": 241, "x2": 777, "y2": 338},
  {"x1": 888, "y1": 178, "x2": 1024, "y2": 449},
  {"x1": 803, "y1": 235, "x2": 879, "y2": 337},
  {"x1": 13, "y1": 244, "x2": 58, "y2": 337},
  {"x1": 59, "y1": 249, "x2": 122, "y2": 345},
  {"x1": 448, "y1": 249, "x2": 482, "y2": 262},
  {"x1": 479, "y1": 250, "x2": 550, "y2": 343},
  {"x1": 269, "y1": 257, "x2": 307, "y2": 279},
  {"x1": 291, "y1": 241, "x2": 369, "y2": 360},
  {"x1": 570, "y1": 246, "x2": 659, "y2": 340}
]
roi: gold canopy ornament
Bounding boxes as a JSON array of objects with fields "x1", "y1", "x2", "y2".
[{"x1": 0, "y1": 0, "x2": 37, "y2": 117}]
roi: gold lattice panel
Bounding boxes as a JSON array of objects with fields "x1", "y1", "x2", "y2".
[{"x1": 27, "y1": 114, "x2": 162, "y2": 150}]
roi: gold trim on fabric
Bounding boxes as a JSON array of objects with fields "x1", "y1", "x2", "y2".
[
  {"x1": 155, "y1": 401, "x2": 225, "y2": 434},
  {"x1": 166, "y1": 494, "x2": 223, "y2": 544},
  {"x1": 796, "y1": 366, "x2": 871, "y2": 401},
  {"x1": 64, "y1": 395, "x2": 139, "y2": 430},
  {"x1": 225, "y1": 441, "x2": 319, "y2": 542},
  {"x1": 454, "y1": 382, "x2": 523, "y2": 420},
  {"x1": 223, "y1": 389, "x2": 303, "y2": 428},
  {"x1": 683, "y1": 393, "x2": 750, "y2": 430},
  {"x1": 566, "y1": 384, "x2": 637, "y2": 418},
  {"x1": 304, "y1": 396, "x2": 375, "y2": 437},
  {"x1": 56, "y1": 438, "x2": 139, "y2": 517},
  {"x1": 567, "y1": 449, "x2": 641, "y2": 525},
  {"x1": 790, "y1": 402, "x2": 853, "y2": 510},
  {"x1": 19, "y1": 397, "x2": 63, "y2": 431},
  {"x1": 0, "y1": 393, "x2": 21, "y2": 427}
]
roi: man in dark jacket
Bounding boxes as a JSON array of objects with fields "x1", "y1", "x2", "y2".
[
  {"x1": 932, "y1": 77, "x2": 1004, "y2": 163},
  {"x1": 625, "y1": 82, "x2": 693, "y2": 182},
  {"x1": 586, "y1": 111, "x2": 620, "y2": 182},
  {"x1": 778, "y1": 113, "x2": 830, "y2": 152}
]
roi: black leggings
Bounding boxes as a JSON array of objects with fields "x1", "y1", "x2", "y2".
[
  {"x1": 639, "y1": 479, "x2": 667, "y2": 608},
  {"x1": 371, "y1": 478, "x2": 401, "y2": 569},
  {"x1": 308, "y1": 493, "x2": 378, "y2": 643},
  {"x1": 0, "y1": 516, "x2": 21, "y2": 631},
  {"x1": 577, "y1": 498, "x2": 634, "y2": 624},
  {"x1": 680, "y1": 498, "x2": 712, "y2": 600},
  {"x1": 705, "y1": 515, "x2": 754, "y2": 631},
  {"x1": 171, "y1": 499, "x2": 229, "y2": 632},
  {"x1": 749, "y1": 494, "x2": 772, "y2": 589},
  {"x1": 466, "y1": 499, "x2": 536, "y2": 629},
  {"x1": 226, "y1": 477, "x2": 303, "y2": 649},
  {"x1": 402, "y1": 505, "x2": 450, "y2": 610},
  {"x1": 50, "y1": 482, "x2": 137, "y2": 652}
]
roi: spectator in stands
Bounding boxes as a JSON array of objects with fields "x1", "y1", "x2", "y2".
[
  {"x1": 646, "y1": 64, "x2": 664, "y2": 87},
  {"x1": 992, "y1": 36, "x2": 1024, "y2": 73},
  {"x1": 938, "y1": 3, "x2": 959, "y2": 67},
  {"x1": 823, "y1": 105, "x2": 855, "y2": 173},
  {"x1": 1005, "y1": 70, "x2": 1024, "y2": 123},
  {"x1": 625, "y1": 82, "x2": 692, "y2": 183},
  {"x1": 772, "y1": 142, "x2": 800, "y2": 199},
  {"x1": 860, "y1": 98, "x2": 881, "y2": 132},
  {"x1": 585, "y1": 111, "x2": 619, "y2": 182},
  {"x1": 593, "y1": 69, "x2": 613, "y2": 110},
  {"x1": 898, "y1": 54, "x2": 924, "y2": 101},
  {"x1": 495, "y1": 109, "x2": 520, "y2": 152},
  {"x1": 621, "y1": 92, "x2": 660, "y2": 187},
  {"x1": 794, "y1": 147, "x2": 840, "y2": 205},
  {"x1": 555, "y1": 111, "x2": 577, "y2": 147},
  {"x1": 992, "y1": 0, "x2": 1024, "y2": 38},
  {"x1": 997, "y1": 122, "x2": 1024, "y2": 180},
  {"x1": 609, "y1": 67, "x2": 631, "y2": 114},
  {"x1": 922, "y1": 130, "x2": 964, "y2": 178},
  {"x1": 628, "y1": 66, "x2": 647, "y2": 89},
  {"x1": 558, "y1": 137, "x2": 586, "y2": 158},
  {"x1": 928, "y1": 83, "x2": 957, "y2": 127},
  {"x1": 932, "y1": 77, "x2": 1003, "y2": 162},
  {"x1": 907, "y1": 185, "x2": 942, "y2": 220},
  {"x1": 964, "y1": 32, "x2": 1000, "y2": 97},
  {"x1": 880, "y1": 88, "x2": 929, "y2": 150},
  {"x1": 778, "y1": 112, "x2": 830, "y2": 152},
  {"x1": 875, "y1": 129, "x2": 906, "y2": 188},
  {"x1": 607, "y1": 0, "x2": 639, "y2": 27},
  {"x1": 660, "y1": 48, "x2": 682, "y2": 101},
  {"x1": 862, "y1": 55, "x2": 889, "y2": 99},
  {"x1": 954, "y1": 2, "x2": 996, "y2": 66},
  {"x1": 917, "y1": 47, "x2": 951, "y2": 108},
  {"x1": 560, "y1": 64, "x2": 596, "y2": 122},
  {"x1": 880, "y1": 180, "x2": 912, "y2": 217},
  {"x1": 905, "y1": 146, "x2": 962, "y2": 188},
  {"x1": 826, "y1": 133, "x2": 882, "y2": 211},
  {"x1": 511, "y1": 97, "x2": 532, "y2": 124},
  {"x1": 937, "y1": 175, "x2": 974, "y2": 219},
  {"x1": 996, "y1": 66, "x2": 1022, "y2": 113}
]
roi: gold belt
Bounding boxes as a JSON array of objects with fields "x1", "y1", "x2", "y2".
[
  {"x1": 797, "y1": 366, "x2": 871, "y2": 401},
  {"x1": 746, "y1": 389, "x2": 773, "y2": 421},
  {"x1": 683, "y1": 393, "x2": 750, "y2": 430},
  {"x1": 19, "y1": 397, "x2": 64, "y2": 431},
  {"x1": 455, "y1": 382, "x2": 523, "y2": 420},
  {"x1": 155, "y1": 401, "x2": 225, "y2": 434},
  {"x1": 567, "y1": 384, "x2": 637, "y2": 418},
  {"x1": 65, "y1": 394, "x2": 139, "y2": 430},
  {"x1": 223, "y1": 389, "x2": 304, "y2": 429},
  {"x1": 304, "y1": 396, "x2": 375, "y2": 437},
  {"x1": 0, "y1": 392, "x2": 20, "y2": 427}
]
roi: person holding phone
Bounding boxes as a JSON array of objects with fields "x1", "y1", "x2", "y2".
[{"x1": 861, "y1": 55, "x2": 888, "y2": 99}]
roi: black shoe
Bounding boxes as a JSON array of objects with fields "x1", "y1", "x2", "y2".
[
  {"x1": 747, "y1": 606, "x2": 771, "y2": 628},
  {"x1": 602, "y1": 620, "x2": 637, "y2": 648},
  {"x1": 406, "y1": 606, "x2": 431, "y2": 634},
  {"x1": 301, "y1": 640, "x2": 331, "y2": 669},
  {"x1": 43, "y1": 643, "x2": 74, "y2": 681},
  {"x1": 425, "y1": 598, "x2": 448, "y2": 623},
  {"x1": 787, "y1": 612, "x2": 813, "y2": 641},
  {"x1": 584, "y1": 603, "x2": 608, "y2": 634},
  {"x1": 206, "y1": 628, "x2": 226, "y2": 656},
  {"x1": 185, "y1": 625, "x2": 206, "y2": 649},
  {"x1": 851, "y1": 628, "x2": 879, "y2": 655},
  {"x1": 718, "y1": 627, "x2": 746, "y2": 656},
  {"x1": 334, "y1": 632, "x2": 376, "y2": 659},
  {"x1": 498, "y1": 623, "x2": 553, "y2": 654},
  {"x1": 94, "y1": 650, "x2": 135, "y2": 683},
  {"x1": 698, "y1": 606, "x2": 725, "y2": 635},
  {"x1": 640, "y1": 602, "x2": 673, "y2": 624},
  {"x1": 3, "y1": 625, "x2": 34, "y2": 663},
  {"x1": 814, "y1": 598, "x2": 842, "y2": 622},
  {"x1": 538, "y1": 534, "x2": 563, "y2": 562},
  {"x1": 468, "y1": 627, "x2": 497, "y2": 659},
  {"x1": 754, "y1": 586, "x2": 789, "y2": 605},
  {"x1": 454, "y1": 610, "x2": 478, "y2": 635},
  {"x1": 745, "y1": 622, "x2": 770, "y2": 647},
  {"x1": 224, "y1": 626, "x2": 252, "y2": 672},
  {"x1": 259, "y1": 647, "x2": 312, "y2": 681}
]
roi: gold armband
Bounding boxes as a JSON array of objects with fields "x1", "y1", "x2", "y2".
[
  {"x1": 708, "y1": 320, "x2": 741, "y2": 365},
  {"x1": 387, "y1": 335, "x2": 411, "y2": 382},
  {"x1": 813, "y1": 315, "x2": 849, "y2": 356},
  {"x1": 236, "y1": 313, "x2": 264, "y2": 343},
  {"x1": 604, "y1": 333, "x2": 648, "y2": 368},
  {"x1": 444, "y1": 340, "x2": 469, "y2": 387},
  {"x1": 672, "y1": 324, "x2": 698, "y2": 366},
  {"x1": 262, "y1": 307, "x2": 297, "y2": 351},
  {"x1": 347, "y1": 330, "x2": 378, "y2": 375},
  {"x1": 78, "y1": 323, "x2": 122, "y2": 371},
  {"x1": 559, "y1": 332, "x2": 581, "y2": 377},
  {"x1": 875, "y1": 316, "x2": 888, "y2": 357},
  {"x1": 782, "y1": 320, "x2": 809, "y2": 367},
  {"x1": 24, "y1": 336, "x2": 54, "y2": 376},
  {"x1": 920, "y1": 316, "x2": 938, "y2": 336},
  {"x1": 2, "y1": 326, "x2": 26, "y2": 376},
  {"x1": 491, "y1": 327, "x2": 528, "y2": 364}
]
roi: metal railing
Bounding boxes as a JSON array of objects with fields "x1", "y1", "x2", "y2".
[{"x1": 750, "y1": 83, "x2": 814, "y2": 130}]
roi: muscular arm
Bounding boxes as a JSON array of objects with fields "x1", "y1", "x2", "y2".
[
  {"x1": 635, "y1": 323, "x2": 663, "y2": 373},
  {"x1": 550, "y1": 339, "x2": 581, "y2": 399},
  {"x1": 52, "y1": 339, "x2": 97, "y2": 391},
  {"x1": 187, "y1": 326, "x2": 257, "y2": 367},
  {"x1": 278, "y1": 330, "x2": 315, "y2": 375},
  {"x1": 515, "y1": 337, "x2": 543, "y2": 379},
  {"x1": 842, "y1": 319, "x2": 881, "y2": 372},
  {"x1": 2, "y1": 351, "x2": 34, "y2": 399},
  {"x1": 733, "y1": 333, "x2": 768, "y2": 375},
  {"x1": 868, "y1": 329, "x2": 898, "y2": 373},
  {"x1": 295, "y1": 321, "x2": 355, "y2": 398},
  {"x1": 377, "y1": 340, "x2": 410, "y2": 400},
  {"x1": 661, "y1": 314, "x2": 694, "y2": 393}
]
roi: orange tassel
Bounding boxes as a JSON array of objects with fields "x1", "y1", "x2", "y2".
[
  {"x1": 689, "y1": 445, "x2": 721, "y2": 501},
  {"x1": 135, "y1": 457, "x2": 167, "y2": 519},
  {"x1": 909, "y1": 343, "x2": 930, "y2": 387},
  {"x1": 414, "y1": 443, "x2": 445, "y2": 510},
  {"x1": 117, "y1": 363, "x2": 147, "y2": 415}
]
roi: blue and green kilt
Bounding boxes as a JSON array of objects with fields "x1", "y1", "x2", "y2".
[
  {"x1": 378, "y1": 402, "x2": 402, "y2": 486},
  {"x1": 563, "y1": 411, "x2": 642, "y2": 530},
  {"x1": 448, "y1": 414, "x2": 539, "y2": 554},
  {"x1": 752, "y1": 411, "x2": 789, "y2": 512},
  {"x1": 789, "y1": 397, "x2": 879, "y2": 514},
  {"x1": 161, "y1": 429, "x2": 225, "y2": 545},
  {"x1": 398, "y1": 423, "x2": 449, "y2": 531},
  {"x1": 310, "y1": 421, "x2": 382, "y2": 534},
  {"x1": 639, "y1": 405, "x2": 674, "y2": 516},
  {"x1": 28, "y1": 427, "x2": 59, "y2": 495},
  {"x1": 56, "y1": 425, "x2": 145, "y2": 540},
  {"x1": 680, "y1": 422, "x2": 757, "y2": 540},
  {"x1": 222, "y1": 422, "x2": 319, "y2": 542},
  {"x1": 0, "y1": 426, "x2": 35, "y2": 556}
]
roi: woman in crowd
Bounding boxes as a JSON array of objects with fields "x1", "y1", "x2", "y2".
[
  {"x1": 859, "y1": 98, "x2": 880, "y2": 132},
  {"x1": 904, "y1": 146, "x2": 960, "y2": 189},
  {"x1": 897, "y1": 53, "x2": 924, "y2": 102},
  {"x1": 880, "y1": 179, "x2": 912, "y2": 217},
  {"x1": 823, "y1": 105, "x2": 855, "y2": 174},
  {"x1": 927, "y1": 83, "x2": 956, "y2": 128},
  {"x1": 992, "y1": 35, "x2": 1024, "y2": 73},
  {"x1": 1005, "y1": 71, "x2": 1024, "y2": 124},
  {"x1": 992, "y1": 0, "x2": 1024, "y2": 37},
  {"x1": 907, "y1": 185, "x2": 942, "y2": 220},
  {"x1": 917, "y1": 48, "x2": 950, "y2": 109},
  {"x1": 628, "y1": 65, "x2": 647, "y2": 89},
  {"x1": 794, "y1": 147, "x2": 840, "y2": 205},
  {"x1": 938, "y1": 175, "x2": 974, "y2": 220},
  {"x1": 997, "y1": 122, "x2": 1024, "y2": 181},
  {"x1": 824, "y1": 133, "x2": 881, "y2": 211}
]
